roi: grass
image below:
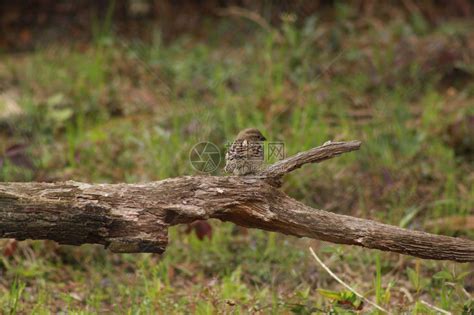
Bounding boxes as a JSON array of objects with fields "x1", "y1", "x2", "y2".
[{"x1": 0, "y1": 5, "x2": 473, "y2": 314}]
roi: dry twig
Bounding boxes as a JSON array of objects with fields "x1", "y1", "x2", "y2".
[{"x1": 309, "y1": 247, "x2": 389, "y2": 314}]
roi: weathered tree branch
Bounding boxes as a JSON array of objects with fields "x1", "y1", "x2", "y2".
[
  {"x1": 260, "y1": 140, "x2": 361, "y2": 184},
  {"x1": 0, "y1": 141, "x2": 473, "y2": 262}
]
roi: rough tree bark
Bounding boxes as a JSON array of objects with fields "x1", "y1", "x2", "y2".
[{"x1": 0, "y1": 141, "x2": 473, "y2": 262}]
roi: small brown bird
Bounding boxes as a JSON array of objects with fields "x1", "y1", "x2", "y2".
[{"x1": 224, "y1": 128, "x2": 266, "y2": 175}]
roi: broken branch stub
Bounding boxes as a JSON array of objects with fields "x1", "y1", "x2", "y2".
[{"x1": 260, "y1": 140, "x2": 361, "y2": 186}]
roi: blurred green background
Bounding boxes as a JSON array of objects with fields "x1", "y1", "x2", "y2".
[{"x1": 0, "y1": 1, "x2": 473, "y2": 313}]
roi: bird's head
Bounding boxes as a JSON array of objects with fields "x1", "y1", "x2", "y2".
[{"x1": 236, "y1": 128, "x2": 266, "y2": 141}]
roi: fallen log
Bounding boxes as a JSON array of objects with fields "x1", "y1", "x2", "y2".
[{"x1": 0, "y1": 141, "x2": 473, "y2": 262}]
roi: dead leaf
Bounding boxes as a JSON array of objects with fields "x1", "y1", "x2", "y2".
[
  {"x1": 186, "y1": 220, "x2": 213, "y2": 240},
  {"x1": 3, "y1": 239, "x2": 17, "y2": 257}
]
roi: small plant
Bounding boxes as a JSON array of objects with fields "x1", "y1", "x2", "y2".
[
  {"x1": 6, "y1": 278, "x2": 26, "y2": 315},
  {"x1": 318, "y1": 289, "x2": 364, "y2": 312}
]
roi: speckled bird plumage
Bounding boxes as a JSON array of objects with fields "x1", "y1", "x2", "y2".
[{"x1": 224, "y1": 128, "x2": 266, "y2": 175}]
